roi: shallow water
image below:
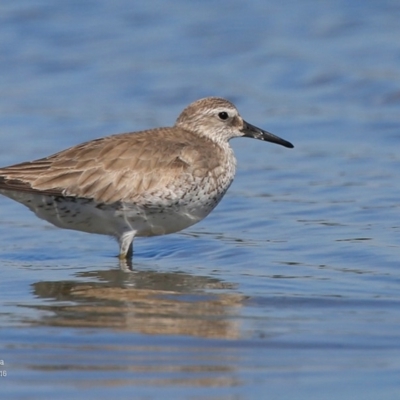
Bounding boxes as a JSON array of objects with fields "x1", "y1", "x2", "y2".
[{"x1": 1, "y1": 0, "x2": 400, "y2": 399}]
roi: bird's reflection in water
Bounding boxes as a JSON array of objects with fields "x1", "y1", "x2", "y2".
[{"x1": 31, "y1": 265, "x2": 244, "y2": 339}]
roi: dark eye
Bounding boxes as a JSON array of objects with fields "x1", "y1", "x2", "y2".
[{"x1": 218, "y1": 112, "x2": 229, "y2": 120}]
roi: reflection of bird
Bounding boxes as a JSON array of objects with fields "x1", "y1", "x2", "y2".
[{"x1": 0, "y1": 97, "x2": 293, "y2": 259}]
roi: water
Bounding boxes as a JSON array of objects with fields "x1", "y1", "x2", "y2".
[{"x1": 1, "y1": 0, "x2": 400, "y2": 399}]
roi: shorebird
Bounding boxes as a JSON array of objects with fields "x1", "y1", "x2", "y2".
[{"x1": 0, "y1": 97, "x2": 293, "y2": 260}]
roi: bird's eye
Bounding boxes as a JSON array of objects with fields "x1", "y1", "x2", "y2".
[{"x1": 218, "y1": 112, "x2": 229, "y2": 120}]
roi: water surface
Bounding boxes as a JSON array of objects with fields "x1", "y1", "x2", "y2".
[{"x1": 1, "y1": 1, "x2": 400, "y2": 399}]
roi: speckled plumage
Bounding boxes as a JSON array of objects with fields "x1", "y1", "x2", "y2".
[{"x1": 0, "y1": 97, "x2": 293, "y2": 259}]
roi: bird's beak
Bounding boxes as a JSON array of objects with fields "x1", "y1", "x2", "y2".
[{"x1": 242, "y1": 120, "x2": 294, "y2": 149}]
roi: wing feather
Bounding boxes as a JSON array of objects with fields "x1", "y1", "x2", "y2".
[{"x1": 0, "y1": 127, "x2": 224, "y2": 204}]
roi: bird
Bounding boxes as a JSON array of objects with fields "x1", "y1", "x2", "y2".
[{"x1": 0, "y1": 97, "x2": 293, "y2": 260}]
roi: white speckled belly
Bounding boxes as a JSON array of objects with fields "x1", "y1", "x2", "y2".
[{"x1": 0, "y1": 166, "x2": 234, "y2": 239}]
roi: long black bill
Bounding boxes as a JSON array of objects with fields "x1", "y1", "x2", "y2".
[{"x1": 242, "y1": 120, "x2": 294, "y2": 149}]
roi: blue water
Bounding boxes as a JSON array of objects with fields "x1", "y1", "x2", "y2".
[{"x1": 1, "y1": 0, "x2": 400, "y2": 399}]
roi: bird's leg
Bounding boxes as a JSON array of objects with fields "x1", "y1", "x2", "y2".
[
  {"x1": 118, "y1": 231, "x2": 136, "y2": 260},
  {"x1": 126, "y1": 242, "x2": 133, "y2": 259}
]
